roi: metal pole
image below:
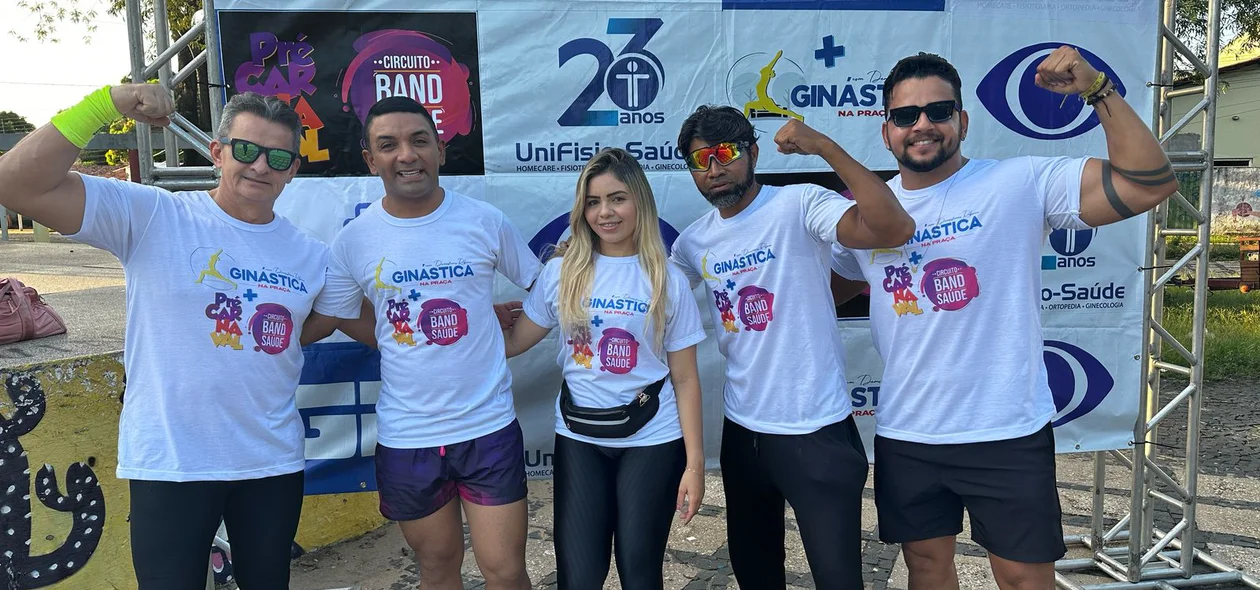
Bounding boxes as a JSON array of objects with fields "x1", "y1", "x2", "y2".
[
  {"x1": 154, "y1": 0, "x2": 180, "y2": 168},
  {"x1": 143, "y1": 21, "x2": 206, "y2": 81},
  {"x1": 1127, "y1": 0, "x2": 1179, "y2": 578},
  {"x1": 203, "y1": 0, "x2": 224, "y2": 134},
  {"x1": 1091, "y1": 450, "x2": 1106, "y2": 559},
  {"x1": 126, "y1": 0, "x2": 154, "y2": 185},
  {"x1": 1180, "y1": 0, "x2": 1222, "y2": 573}
]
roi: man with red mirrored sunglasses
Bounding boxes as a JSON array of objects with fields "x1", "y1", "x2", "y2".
[
  {"x1": 0, "y1": 85, "x2": 335, "y2": 588},
  {"x1": 831, "y1": 50, "x2": 1177, "y2": 590},
  {"x1": 668, "y1": 104, "x2": 915, "y2": 589}
]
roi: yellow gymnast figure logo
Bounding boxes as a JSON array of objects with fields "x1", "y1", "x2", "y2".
[
  {"x1": 743, "y1": 50, "x2": 804, "y2": 123},
  {"x1": 700, "y1": 251, "x2": 720, "y2": 282},
  {"x1": 373, "y1": 257, "x2": 401, "y2": 295},
  {"x1": 195, "y1": 249, "x2": 237, "y2": 290}
]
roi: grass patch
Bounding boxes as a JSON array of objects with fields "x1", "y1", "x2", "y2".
[
  {"x1": 1165, "y1": 236, "x2": 1242, "y2": 262},
  {"x1": 1162, "y1": 287, "x2": 1260, "y2": 380}
]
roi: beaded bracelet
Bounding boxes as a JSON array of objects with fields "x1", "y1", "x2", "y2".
[{"x1": 1086, "y1": 83, "x2": 1117, "y2": 106}]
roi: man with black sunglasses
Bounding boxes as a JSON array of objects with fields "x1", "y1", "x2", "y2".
[
  {"x1": 830, "y1": 51, "x2": 1178, "y2": 590},
  {"x1": 0, "y1": 85, "x2": 338, "y2": 588},
  {"x1": 668, "y1": 105, "x2": 914, "y2": 589}
]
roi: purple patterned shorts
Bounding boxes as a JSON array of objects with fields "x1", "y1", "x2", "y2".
[{"x1": 374, "y1": 419, "x2": 527, "y2": 521}]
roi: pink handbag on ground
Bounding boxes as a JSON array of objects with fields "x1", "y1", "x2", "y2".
[{"x1": 0, "y1": 278, "x2": 68, "y2": 345}]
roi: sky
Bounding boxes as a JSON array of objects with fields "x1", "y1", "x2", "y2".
[{"x1": 0, "y1": 0, "x2": 132, "y2": 126}]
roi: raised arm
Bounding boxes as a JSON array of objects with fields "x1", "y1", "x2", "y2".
[
  {"x1": 0, "y1": 84, "x2": 174, "y2": 234},
  {"x1": 773, "y1": 119, "x2": 915, "y2": 249},
  {"x1": 1034, "y1": 46, "x2": 1178, "y2": 227}
]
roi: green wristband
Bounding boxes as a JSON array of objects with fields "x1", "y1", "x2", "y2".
[{"x1": 50, "y1": 85, "x2": 123, "y2": 149}]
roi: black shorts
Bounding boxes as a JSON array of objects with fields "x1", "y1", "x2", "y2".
[{"x1": 874, "y1": 422, "x2": 1066, "y2": 563}]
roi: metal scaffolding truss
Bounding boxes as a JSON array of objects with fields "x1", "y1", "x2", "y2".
[
  {"x1": 126, "y1": 0, "x2": 220, "y2": 191},
  {"x1": 1056, "y1": 0, "x2": 1260, "y2": 588},
  {"x1": 124, "y1": 0, "x2": 1254, "y2": 588}
]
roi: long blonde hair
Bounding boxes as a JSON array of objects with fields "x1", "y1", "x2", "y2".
[{"x1": 553, "y1": 148, "x2": 670, "y2": 351}]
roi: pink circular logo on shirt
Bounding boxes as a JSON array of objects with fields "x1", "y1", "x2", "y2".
[
  {"x1": 737, "y1": 285, "x2": 775, "y2": 331},
  {"x1": 920, "y1": 258, "x2": 980, "y2": 312},
  {"x1": 419, "y1": 299, "x2": 469, "y2": 345},
  {"x1": 598, "y1": 328, "x2": 639, "y2": 374},
  {"x1": 249, "y1": 303, "x2": 294, "y2": 354}
]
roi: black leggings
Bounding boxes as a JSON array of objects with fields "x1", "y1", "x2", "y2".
[
  {"x1": 129, "y1": 471, "x2": 304, "y2": 590},
  {"x1": 721, "y1": 417, "x2": 869, "y2": 590},
  {"x1": 553, "y1": 434, "x2": 686, "y2": 590}
]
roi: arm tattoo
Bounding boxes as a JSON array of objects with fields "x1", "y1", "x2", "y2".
[
  {"x1": 1101, "y1": 160, "x2": 1139, "y2": 219},
  {"x1": 1111, "y1": 162, "x2": 1176, "y2": 186}
]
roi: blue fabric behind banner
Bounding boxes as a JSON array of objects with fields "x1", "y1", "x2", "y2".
[{"x1": 299, "y1": 342, "x2": 382, "y2": 495}]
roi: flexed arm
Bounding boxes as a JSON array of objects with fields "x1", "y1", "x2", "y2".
[
  {"x1": 1034, "y1": 46, "x2": 1178, "y2": 226},
  {"x1": 0, "y1": 84, "x2": 174, "y2": 234},
  {"x1": 774, "y1": 119, "x2": 916, "y2": 248}
]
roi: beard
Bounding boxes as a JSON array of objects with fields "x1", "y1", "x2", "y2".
[
  {"x1": 703, "y1": 168, "x2": 755, "y2": 209},
  {"x1": 894, "y1": 135, "x2": 959, "y2": 173}
]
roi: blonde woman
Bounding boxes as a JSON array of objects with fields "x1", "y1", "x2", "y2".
[{"x1": 504, "y1": 148, "x2": 706, "y2": 589}]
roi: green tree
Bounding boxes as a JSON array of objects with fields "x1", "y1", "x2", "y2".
[
  {"x1": 0, "y1": 111, "x2": 36, "y2": 157},
  {"x1": 8, "y1": 0, "x2": 100, "y2": 43},
  {"x1": 105, "y1": 117, "x2": 136, "y2": 166},
  {"x1": 0, "y1": 111, "x2": 36, "y2": 134},
  {"x1": 1176, "y1": 0, "x2": 1260, "y2": 55},
  {"x1": 13, "y1": 0, "x2": 210, "y2": 165}
]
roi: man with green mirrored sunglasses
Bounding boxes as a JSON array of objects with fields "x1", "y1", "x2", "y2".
[
  {"x1": 0, "y1": 86, "x2": 340, "y2": 589},
  {"x1": 227, "y1": 137, "x2": 298, "y2": 172}
]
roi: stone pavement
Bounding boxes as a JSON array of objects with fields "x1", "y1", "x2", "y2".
[{"x1": 289, "y1": 379, "x2": 1260, "y2": 590}]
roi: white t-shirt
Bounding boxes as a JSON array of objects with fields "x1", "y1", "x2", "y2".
[
  {"x1": 316, "y1": 191, "x2": 541, "y2": 449},
  {"x1": 523, "y1": 254, "x2": 706, "y2": 448},
  {"x1": 67, "y1": 175, "x2": 332, "y2": 482},
  {"x1": 670, "y1": 183, "x2": 856, "y2": 435},
  {"x1": 831, "y1": 157, "x2": 1090, "y2": 444}
]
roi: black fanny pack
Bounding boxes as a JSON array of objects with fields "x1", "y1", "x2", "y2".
[{"x1": 559, "y1": 376, "x2": 668, "y2": 439}]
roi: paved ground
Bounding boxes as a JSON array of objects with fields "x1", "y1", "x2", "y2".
[
  {"x1": 280, "y1": 380, "x2": 1260, "y2": 590},
  {"x1": 4, "y1": 240, "x2": 1258, "y2": 589},
  {"x1": 0, "y1": 238, "x2": 126, "y2": 368}
]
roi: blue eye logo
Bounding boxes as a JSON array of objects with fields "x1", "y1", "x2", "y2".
[
  {"x1": 978, "y1": 43, "x2": 1126, "y2": 140},
  {"x1": 1044, "y1": 340, "x2": 1114, "y2": 427}
]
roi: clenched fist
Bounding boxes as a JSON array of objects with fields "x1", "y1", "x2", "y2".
[
  {"x1": 1034, "y1": 46, "x2": 1104, "y2": 96},
  {"x1": 109, "y1": 84, "x2": 175, "y2": 127},
  {"x1": 774, "y1": 119, "x2": 838, "y2": 156}
]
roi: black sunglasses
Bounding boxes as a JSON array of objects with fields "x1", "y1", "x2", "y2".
[
  {"x1": 229, "y1": 138, "x2": 298, "y2": 171},
  {"x1": 887, "y1": 100, "x2": 961, "y2": 128}
]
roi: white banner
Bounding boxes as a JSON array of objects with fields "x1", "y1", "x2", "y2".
[
  {"x1": 720, "y1": 9, "x2": 948, "y2": 172},
  {"x1": 478, "y1": 6, "x2": 723, "y2": 175},
  {"x1": 212, "y1": 0, "x2": 1161, "y2": 492},
  {"x1": 951, "y1": 5, "x2": 1159, "y2": 159}
]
